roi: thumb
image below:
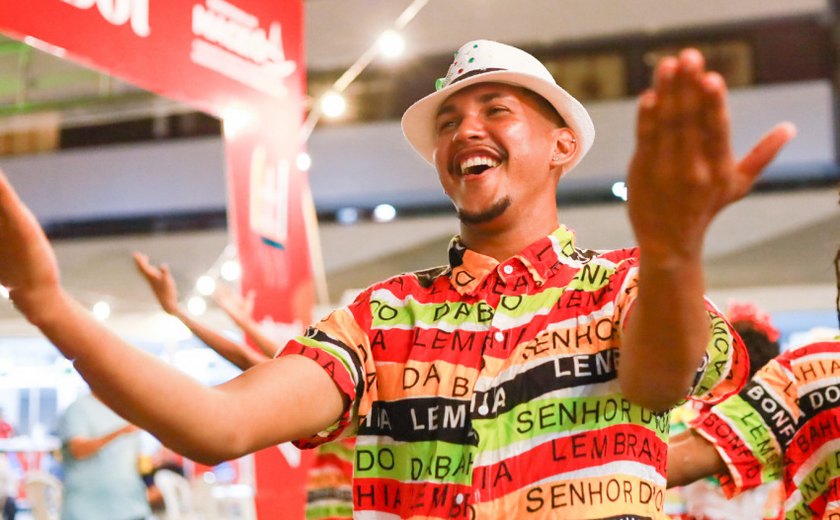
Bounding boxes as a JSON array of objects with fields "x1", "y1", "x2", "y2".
[{"x1": 737, "y1": 122, "x2": 797, "y2": 179}]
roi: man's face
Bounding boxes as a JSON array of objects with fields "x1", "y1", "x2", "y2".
[{"x1": 432, "y1": 83, "x2": 567, "y2": 227}]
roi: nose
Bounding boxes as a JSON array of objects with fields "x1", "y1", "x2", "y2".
[{"x1": 452, "y1": 112, "x2": 487, "y2": 143}]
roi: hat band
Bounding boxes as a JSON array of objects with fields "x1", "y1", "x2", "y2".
[{"x1": 437, "y1": 68, "x2": 506, "y2": 91}]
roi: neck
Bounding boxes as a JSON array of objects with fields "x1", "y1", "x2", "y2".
[{"x1": 459, "y1": 214, "x2": 559, "y2": 262}]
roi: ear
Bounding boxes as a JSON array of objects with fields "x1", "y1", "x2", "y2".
[{"x1": 549, "y1": 128, "x2": 578, "y2": 170}]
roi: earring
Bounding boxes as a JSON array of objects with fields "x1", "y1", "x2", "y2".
[
  {"x1": 571, "y1": 138, "x2": 577, "y2": 144},
  {"x1": 552, "y1": 155, "x2": 560, "y2": 161}
]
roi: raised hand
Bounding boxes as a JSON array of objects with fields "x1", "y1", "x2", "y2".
[
  {"x1": 214, "y1": 285, "x2": 254, "y2": 324},
  {"x1": 132, "y1": 252, "x2": 181, "y2": 315},
  {"x1": 0, "y1": 169, "x2": 61, "y2": 321},
  {"x1": 627, "y1": 48, "x2": 796, "y2": 261}
]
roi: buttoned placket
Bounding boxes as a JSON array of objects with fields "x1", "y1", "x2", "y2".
[{"x1": 468, "y1": 258, "x2": 529, "y2": 508}]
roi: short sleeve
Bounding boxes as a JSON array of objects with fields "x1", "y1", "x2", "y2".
[
  {"x1": 690, "y1": 357, "x2": 795, "y2": 498},
  {"x1": 57, "y1": 401, "x2": 87, "y2": 443},
  {"x1": 613, "y1": 264, "x2": 748, "y2": 405},
  {"x1": 279, "y1": 289, "x2": 377, "y2": 448}
]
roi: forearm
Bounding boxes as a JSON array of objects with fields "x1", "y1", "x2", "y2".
[
  {"x1": 172, "y1": 309, "x2": 268, "y2": 370},
  {"x1": 233, "y1": 315, "x2": 281, "y2": 359},
  {"x1": 21, "y1": 288, "x2": 264, "y2": 463},
  {"x1": 68, "y1": 429, "x2": 126, "y2": 460},
  {"x1": 667, "y1": 429, "x2": 726, "y2": 487},
  {"x1": 620, "y1": 252, "x2": 710, "y2": 411}
]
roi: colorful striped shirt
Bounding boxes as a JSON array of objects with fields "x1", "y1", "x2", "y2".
[
  {"x1": 282, "y1": 226, "x2": 747, "y2": 519},
  {"x1": 691, "y1": 340, "x2": 840, "y2": 520},
  {"x1": 306, "y1": 438, "x2": 356, "y2": 520}
]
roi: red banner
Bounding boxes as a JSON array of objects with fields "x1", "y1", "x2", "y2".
[{"x1": 0, "y1": 1, "x2": 315, "y2": 517}]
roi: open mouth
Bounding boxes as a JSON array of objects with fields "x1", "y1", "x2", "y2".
[{"x1": 459, "y1": 156, "x2": 500, "y2": 176}]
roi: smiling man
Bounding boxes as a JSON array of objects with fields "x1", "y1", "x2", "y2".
[{"x1": 0, "y1": 40, "x2": 795, "y2": 518}]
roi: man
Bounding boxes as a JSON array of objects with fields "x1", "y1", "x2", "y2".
[
  {"x1": 0, "y1": 40, "x2": 794, "y2": 518},
  {"x1": 57, "y1": 393, "x2": 150, "y2": 520},
  {"x1": 668, "y1": 337, "x2": 840, "y2": 519}
]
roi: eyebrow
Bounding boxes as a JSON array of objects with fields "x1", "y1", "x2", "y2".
[{"x1": 435, "y1": 91, "x2": 507, "y2": 119}]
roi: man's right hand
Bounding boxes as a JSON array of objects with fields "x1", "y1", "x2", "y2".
[{"x1": 0, "y1": 169, "x2": 62, "y2": 324}]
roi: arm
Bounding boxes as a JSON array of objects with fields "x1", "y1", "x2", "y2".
[
  {"x1": 66, "y1": 424, "x2": 138, "y2": 460},
  {"x1": 133, "y1": 253, "x2": 269, "y2": 370},
  {"x1": 667, "y1": 428, "x2": 727, "y2": 488},
  {"x1": 620, "y1": 49, "x2": 796, "y2": 411},
  {"x1": 0, "y1": 171, "x2": 344, "y2": 464},
  {"x1": 214, "y1": 286, "x2": 281, "y2": 359}
]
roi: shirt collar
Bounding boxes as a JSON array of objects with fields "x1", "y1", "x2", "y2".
[{"x1": 447, "y1": 226, "x2": 579, "y2": 295}]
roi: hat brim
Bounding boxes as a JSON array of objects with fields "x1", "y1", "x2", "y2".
[{"x1": 401, "y1": 70, "x2": 595, "y2": 173}]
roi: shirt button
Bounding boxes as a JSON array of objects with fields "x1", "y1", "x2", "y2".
[
  {"x1": 455, "y1": 493, "x2": 464, "y2": 505},
  {"x1": 478, "y1": 404, "x2": 489, "y2": 415},
  {"x1": 502, "y1": 265, "x2": 514, "y2": 274},
  {"x1": 494, "y1": 331, "x2": 504, "y2": 342}
]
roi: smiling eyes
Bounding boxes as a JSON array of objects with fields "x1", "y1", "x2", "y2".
[{"x1": 436, "y1": 105, "x2": 513, "y2": 134}]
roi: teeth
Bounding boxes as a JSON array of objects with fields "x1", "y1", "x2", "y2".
[{"x1": 459, "y1": 156, "x2": 500, "y2": 174}]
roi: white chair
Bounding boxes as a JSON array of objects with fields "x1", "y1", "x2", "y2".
[
  {"x1": 23, "y1": 471, "x2": 62, "y2": 520},
  {"x1": 211, "y1": 484, "x2": 256, "y2": 520},
  {"x1": 153, "y1": 469, "x2": 201, "y2": 520},
  {"x1": 190, "y1": 476, "x2": 223, "y2": 520}
]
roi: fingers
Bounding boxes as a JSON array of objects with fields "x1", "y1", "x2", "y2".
[
  {"x1": 0, "y1": 168, "x2": 23, "y2": 209},
  {"x1": 673, "y1": 50, "x2": 705, "y2": 169},
  {"x1": 737, "y1": 122, "x2": 797, "y2": 179},
  {"x1": 132, "y1": 252, "x2": 150, "y2": 273},
  {"x1": 160, "y1": 263, "x2": 173, "y2": 283},
  {"x1": 635, "y1": 90, "x2": 658, "y2": 152},
  {"x1": 699, "y1": 72, "x2": 731, "y2": 165}
]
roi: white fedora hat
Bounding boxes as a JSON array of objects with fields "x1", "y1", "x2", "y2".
[{"x1": 401, "y1": 40, "x2": 595, "y2": 173}]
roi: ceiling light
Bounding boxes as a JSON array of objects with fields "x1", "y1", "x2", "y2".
[
  {"x1": 611, "y1": 181, "x2": 628, "y2": 202},
  {"x1": 220, "y1": 260, "x2": 241, "y2": 282},
  {"x1": 92, "y1": 301, "x2": 111, "y2": 321},
  {"x1": 336, "y1": 207, "x2": 359, "y2": 225},
  {"x1": 320, "y1": 92, "x2": 347, "y2": 119},
  {"x1": 377, "y1": 30, "x2": 405, "y2": 58},
  {"x1": 221, "y1": 106, "x2": 253, "y2": 138},
  {"x1": 188, "y1": 296, "x2": 207, "y2": 316},
  {"x1": 296, "y1": 152, "x2": 312, "y2": 172},
  {"x1": 196, "y1": 275, "x2": 216, "y2": 296},
  {"x1": 372, "y1": 204, "x2": 397, "y2": 222}
]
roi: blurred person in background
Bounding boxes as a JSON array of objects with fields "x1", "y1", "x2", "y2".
[
  {"x1": 57, "y1": 392, "x2": 150, "y2": 520},
  {"x1": 667, "y1": 240, "x2": 840, "y2": 519},
  {"x1": 666, "y1": 300, "x2": 783, "y2": 519}
]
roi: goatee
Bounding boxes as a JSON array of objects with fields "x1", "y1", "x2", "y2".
[{"x1": 457, "y1": 197, "x2": 511, "y2": 225}]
